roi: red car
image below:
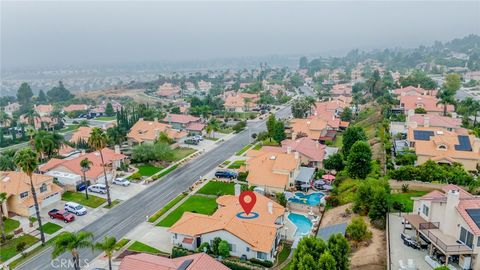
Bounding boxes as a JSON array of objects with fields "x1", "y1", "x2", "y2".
[{"x1": 48, "y1": 209, "x2": 75, "y2": 223}]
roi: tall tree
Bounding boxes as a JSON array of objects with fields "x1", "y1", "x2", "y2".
[
  {"x1": 47, "y1": 81, "x2": 74, "y2": 102},
  {"x1": 80, "y1": 158, "x2": 92, "y2": 199},
  {"x1": 37, "y1": 90, "x2": 48, "y2": 103},
  {"x1": 104, "y1": 103, "x2": 114, "y2": 117},
  {"x1": 346, "y1": 141, "x2": 372, "y2": 179},
  {"x1": 51, "y1": 231, "x2": 94, "y2": 270},
  {"x1": 342, "y1": 126, "x2": 367, "y2": 155},
  {"x1": 0, "y1": 192, "x2": 7, "y2": 242},
  {"x1": 327, "y1": 234, "x2": 350, "y2": 270},
  {"x1": 14, "y1": 148, "x2": 46, "y2": 245},
  {"x1": 273, "y1": 121, "x2": 286, "y2": 143},
  {"x1": 94, "y1": 236, "x2": 117, "y2": 270},
  {"x1": 318, "y1": 252, "x2": 337, "y2": 270},
  {"x1": 299, "y1": 56, "x2": 309, "y2": 69},
  {"x1": 88, "y1": 128, "x2": 112, "y2": 206},
  {"x1": 16, "y1": 82, "x2": 34, "y2": 105}
]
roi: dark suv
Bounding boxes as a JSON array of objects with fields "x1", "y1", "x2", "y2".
[{"x1": 215, "y1": 170, "x2": 238, "y2": 179}]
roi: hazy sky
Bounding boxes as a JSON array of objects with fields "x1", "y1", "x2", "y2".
[{"x1": 1, "y1": 1, "x2": 479, "y2": 69}]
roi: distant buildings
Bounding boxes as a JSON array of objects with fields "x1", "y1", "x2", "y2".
[
  {"x1": 158, "y1": 83, "x2": 181, "y2": 99},
  {"x1": 224, "y1": 92, "x2": 259, "y2": 112}
]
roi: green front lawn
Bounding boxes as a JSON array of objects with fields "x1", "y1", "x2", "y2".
[
  {"x1": 0, "y1": 234, "x2": 39, "y2": 262},
  {"x1": 227, "y1": 160, "x2": 245, "y2": 169},
  {"x1": 252, "y1": 143, "x2": 262, "y2": 150},
  {"x1": 95, "y1": 116, "x2": 116, "y2": 121},
  {"x1": 236, "y1": 144, "x2": 253, "y2": 156},
  {"x1": 4, "y1": 218, "x2": 20, "y2": 234},
  {"x1": 114, "y1": 238, "x2": 130, "y2": 251},
  {"x1": 277, "y1": 243, "x2": 292, "y2": 266},
  {"x1": 261, "y1": 138, "x2": 279, "y2": 146},
  {"x1": 137, "y1": 164, "x2": 163, "y2": 176},
  {"x1": 103, "y1": 199, "x2": 122, "y2": 209},
  {"x1": 61, "y1": 191, "x2": 106, "y2": 208},
  {"x1": 157, "y1": 195, "x2": 218, "y2": 227},
  {"x1": 128, "y1": 241, "x2": 161, "y2": 255},
  {"x1": 391, "y1": 191, "x2": 428, "y2": 212},
  {"x1": 148, "y1": 193, "x2": 187, "y2": 223},
  {"x1": 172, "y1": 147, "x2": 196, "y2": 161},
  {"x1": 41, "y1": 222, "x2": 62, "y2": 235},
  {"x1": 59, "y1": 124, "x2": 79, "y2": 133},
  {"x1": 196, "y1": 181, "x2": 235, "y2": 196},
  {"x1": 333, "y1": 134, "x2": 343, "y2": 148}
]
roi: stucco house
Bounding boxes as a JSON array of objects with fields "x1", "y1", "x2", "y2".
[
  {"x1": 162, "y1": 114, "x2": 204, "y2": 135},
  {"x1": 119, "y1": 253, "x2": 228, "y2": 270},
  {"x1": 0, "y1": 171, "x2": 62, "y2": 217},
  {"x1": 127, "y1": 118, "x2": 188, "y2": 145}
]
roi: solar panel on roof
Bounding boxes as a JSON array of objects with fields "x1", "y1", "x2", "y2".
[
  {"x1": 455, "y1": 135, "x2": 472, "y2": 151},
  {"x1": 176, "y1": 259, "x2": 194, "y2": 270},
  {"x1": 316, "y1": 223, "x2": 347, "y2": 241},
  {"x1": 413, "y1": 130, "x2": 434, "y2": 141},
  {"x1": 466, "y1": 209, "x2": 480, "y2": 229}
]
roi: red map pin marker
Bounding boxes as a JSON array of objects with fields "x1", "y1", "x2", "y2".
[{"x1": 239, "y1": 191, "x2": 257, "y2": 215}]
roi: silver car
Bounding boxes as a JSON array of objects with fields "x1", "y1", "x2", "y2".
[{"x1": 112, "y1": 178, "x2": 130, "y2": 186}]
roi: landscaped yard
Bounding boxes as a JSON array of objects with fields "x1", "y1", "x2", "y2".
[
  {"x1": 136, "y1": 164, "x2": 163, "y2": 177},
  {"x1": 172, "y1": 147, "x2": 196, "y2": 161},
  {"x1": 41, "y1": 222, "x2": 62, "y2": 234},
  {"x1": 227, "y1": 160, "x2": 245, "y2": 169},
  {"x1": 157, "y1": 195, "x2": 218, "y2": 227},
  {"x1": 236, "y1": 144, "x2": 253, "y2": 156},
  {"x1": 196, "y1": 181, "x2": 235, "y2": 196},
  {"x1": 391, "y1": 191, "x2": 428, "y2": 212},
  {"x1": 59, "y1": 124, "x2": 79, "y2": 133},
  {"x1": 95, "y1": 116, "x2": 116, "y2": 121},
  {"x1": 335, "y1": 178, "x2": 360, "y2": 205},
  {"x1": 252, "y1": 143, "x2": 262, "y2": 150},
  {"x1": 4, "y1": 218, "x2": 20, "y2": 234},
  {"x1": 277, "y1": 243, "x2": 292, "y2": 266},
  {"x1": 103, "y1": 199, "x2": 122, "y2": 209},
  {"x1": 333, "y1": 133, "x2": 343, "y2": 148},
  {"x1": 0, "y1": 234, "x2": 39, "y2": 262},
  {"x1": 114, "y1": 238, "x2": 130, "y2": 251},
  {"x1": 62, "y1": 191, "x2": 106, "y2": 208},
  {"x1": 261, "y1": 138, "x2": 279, "y2": 146},
  {"x1": 148, "y1": 193, "x2": 187, "y2": 223},
  {"x1": 127, "y1": 241, "x2": 161, "y2": 255}
]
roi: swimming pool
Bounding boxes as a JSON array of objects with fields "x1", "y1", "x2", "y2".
[
  {"x1": 288, "y1": 192, "x2": 324, "y2": 206},
  {"x1": 288, "y1": 213, "x2": 313, "y2": 236}
]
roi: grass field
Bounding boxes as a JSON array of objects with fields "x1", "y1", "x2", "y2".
[
  {"x1": 0, "y1": 234, "x2": 38, "y2": 262},
  {"x1": 148, "y1": 193, "x2": 187, "y2": 223},
  {"x1": 391, "y1": 191, "x2": 428, "y2": 212},
  {"x1": 5, "y1": 218, "x2": 20, "y2": 234},
  {"x1": 95, "y1": 116, "x2": 116, "y2": 121},
  {"x1": 196, "y1": 181, "x2": 235, "y2": 196},
  {"x1": 103, "y1": 199, "x2": 122, "y2": 209},
  {"x1": 227, "y1": 160, "x2": 245, "y2": 169},
  {"x1": 114, "y1": 238, "x2": 130, "y2": 251},
  {"x1": 252, "y1": 143, "x2": 262, "y2": 150},
  {"x1": 41, "y1": 222, "x2": 62, "y2": 235},
  {"x1": 172, "y1": 147, "x2": 196, "y2": 161},
  {"x1": 157, "y1": 195, "x2": 217, "y2": 227},
  {"x1": 128, "y1": 241, "x2": 161, "y2": 254},
  {"x1": 236, "y1": 144, "x2": 253, "y2": 156},
  {"x1": 62, "y1": 192, "x2": 106, "y2": 208},
  {"x1": 137, "y1": 164, "x2": 163, "y2": 176}
]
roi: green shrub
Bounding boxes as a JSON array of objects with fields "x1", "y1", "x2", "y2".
[
  {"x1": 249, "y1": 258, "x2": 273, "y2": 267},
  {"x1": 237, "y1": 172, "x2": 249, "y2": 182},
  {"x1": 129, "y1": 172, "x2": 142, "y2": 180},
  {"x1": 222, "y1": 261, "x2": 252, "y2": 270},
  {"x1": 171, "y1": 246, "x2": 190, "y2": 258}
]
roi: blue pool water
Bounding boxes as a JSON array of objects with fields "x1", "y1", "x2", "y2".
[
  {"x1": 288, "y1": 192, "x2": 324, "y2": 206},
  {"x1": 288, "y1": 213, "x2": 313, "y2": 236}
]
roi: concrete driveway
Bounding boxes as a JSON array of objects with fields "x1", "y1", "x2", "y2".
[{"x1": 86, "y1": 182, "x2": 147, "y2": 201}]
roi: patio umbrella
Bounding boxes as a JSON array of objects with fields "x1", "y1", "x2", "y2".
[
  {"x1": 314, "y1": 180, "x2": 326, "y2": 185},
  {"x1": 322, "y1": 174, "x2": 335, "y2": 181},
  {"x1": 323, "y1": 184, "x2": 333, "y2": 190}
]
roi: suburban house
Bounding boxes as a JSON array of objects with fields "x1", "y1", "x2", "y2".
[
  {"x1": 224, "y1": 92, "x2": 259, "y2": 112},
  {"x1": 3, "y1": 102, "x2": 20, "y2": 116},
  {"x1": 70, "y1": 126, "x2": 93, "y2": 144},
  {"x1": 261, "y1": 137, "x2": 326, "y2": 168},
  {"x1": 197, "y1": 80, "x2": 212, "y2": 91},
  {"x1": 406, "y1": 113, "x2": 466, "y2": 133},
  {"x1": 162, "y1": 114, "x2": 204, "y2": 134},
  {"x1": 19, "y1": 115, "x2": 57, "y2": 130},
  {"x1": 90, "y1": 100, "x2": 123, "y2": 116},
  {"x1": 398, "y1": 95, "x2": 454, "y2": 115},
  {"x1": 63, "y1": 104, "x2": 89, "y2": 113},
  {"x1": 119, "y1": 253, "x2": 229, "y2": 270},
  {"x1": 404, "y1": 185, "x2": 480, "y2": 269},
  {"x1": 0, "y1": 171, "x2": 62, "y2": 217},
  {"x1": 244, "y1": 149, "x2": 300, "y2": 193},
  {"x1": 158, "y1": 83, "x2": 181, "y2": 99},
  {"x1": 407, "y1": 127, "x2": 480, "y2": 171},
  {"x1": 393, "y1": 86, "x2": 438, "y2": 97},
  {"x1": 169, "y1": 191, "x2": 285, "y2": 261},
  {"x1": 330, "y1": 84, "x2": 352, "y2": 97},
  {"x1": 39, "y1": 147, "x2": 126, "y2": 189},
  {"x1": 287, "y1": 118, "x2": 337, "y2": 142},
  {"x1": 127, "y1": 118, "x2": 188, "y2": 145},
  {"x1": 34, "y1": 104, "x2": 54, "y2": 116},
  {"x1": 314, "y1": 100, "x2": 351, "y2": 118}
]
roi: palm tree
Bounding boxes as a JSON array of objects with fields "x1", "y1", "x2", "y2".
[
  {"x1": 51, "y1": 231, "x2": 94, "y2": 270},
  {"x1": 94, "y1": 236, "x2": 117, "y2": 270},
  {"x1": 14, "y1": 148, "x2": 46, "y2": 245},
  {"x1": 206, "y1": 119, "x2": 220, "y2": 138},
  {"x1": 0, "y1": 192, "x2": 7, "y2": 242},
  {"x1": 33, "y1": 130, "x2": 63, "y2": 161},
  {"x1": 26, "y1": 127, "x2": 36, "y2": 144},
  {"x1": 50, "y1": 109, "x2": 64, "y2": 129},
  {"x1": 437, "y1": 89, "x2": 455, "y2": 116},
  {"x1": 88, "y1": 128, "x2": 112, "y2": 206},
  {"x1": 25, "y1": 109, "x2": 40, "y2": 127},
  {"x1": 80, "y1": 158, "x2": 92, "y2": 200}
]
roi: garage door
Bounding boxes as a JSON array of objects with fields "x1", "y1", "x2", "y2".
[{"x1": 41, "y1": 192, "x2": 61, "y2": 208}]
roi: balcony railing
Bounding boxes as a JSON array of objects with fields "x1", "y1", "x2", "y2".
[{"x1": 419, "y1": 222, "x2": 472, "y2": 254}]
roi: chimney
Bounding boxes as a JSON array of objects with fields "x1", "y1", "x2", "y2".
[
  {"x1": 114, "y1": 145, "x2": 121, "y2": 154},
  {"x1": 451, "y1": 112, "x2": 457, "y2": 118},
  {"x1": 294, "y1": 152, "x2": 299, "y2": 160},
  {"x1": 234, "y1": 184, "x2": 241, "y2": 197},
  {"x1": 444, "y1": 189, "x2": 461, "y2": 232},
  {"x1": 423, "y1": 116, "x2": 430, "y2": 127},
  {"x1": 472, "y1": 138, "x2": 480, "y2": 153},
  {"x1": 139, "y1": 117, "x2": 144, "y2": 121},
  {"x1": 267, "y1": 201, "x2": 273, "y2": 214},
  {"x1": 168, "y1": 115, "x2": 172, "y2": 125},
  {"x1": 286, "y1": 146, "x2": 292, "y2": 154}
]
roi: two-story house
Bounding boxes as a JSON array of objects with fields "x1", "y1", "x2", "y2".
[
  {"x1": 162, "y1": 114, "x2": 205, "y2": 135},
  {"x1": 0, "y1": 171, "x2": 62, "y2": 217},
  {"x1": 127, "y1": 118, "x2": 188, "y2": 145},
  {"x1": 405, "y1": 185, "x2": 480, "y2": 269}
]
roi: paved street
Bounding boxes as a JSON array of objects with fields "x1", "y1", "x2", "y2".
[{"x1": 16, "y1": 106, "x2": 292, "y2": 270}]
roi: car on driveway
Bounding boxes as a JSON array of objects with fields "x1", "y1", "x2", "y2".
[
  {"x1": 215, "y1": 170, "x2": 237, "y2": 179},
  {"x1": 112, "y1": 178, "x2": 130, "y2": 186},
  {"x1": 88, "y1": 183, "x2": 107, "y2": 194},
  {"x1": 48, "y1": 209, "x2": 75, "y2": 223},
  {"x1": 64, "y1": 202, "x2": 87, "y2": 216}
]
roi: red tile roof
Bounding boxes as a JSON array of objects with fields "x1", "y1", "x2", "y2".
[
  {"x1": 186, "y1": 122, "x2": 205, "y2": 131},
  {"x1": 163, "y1": 114, "x2": 200, "y2": 124},
  {"x1": 119, "y1": 253, "x2": 229, "y2": 270},
  {"x1": 457, "y1": 198, "x2": 480, "y2": 235},
  {"x1": 281, "y1": 137, "x2": 326, "y2": 162}
]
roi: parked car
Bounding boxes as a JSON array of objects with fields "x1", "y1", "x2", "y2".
[
  {"x1": 112, "y1": 178, "x2": 130, "y2": 186},
  {"x1": 185, "y1": 138, "x2": 200, "y2": 145},
  {"x1": 88, "y1": 183, "x2": 107, "y2": 194},
  {"x1": 76, "y1": 182, "x2": 87, "y2": 192},
  {"x1": 48, "y1": 209, "x2": 75, "y2": 223},
  {"x1": 64, "y1": 202, "x2": 87, "y2": 216},
  {"x1": 402, "y1": 218, "x2": 412, "y2": 229},
  {"x1": 215, "y1": 170, "x2": 237, "y2": 179},
  {"x1": 193, "y1": 135, "x2": 203, "y2": 141}
]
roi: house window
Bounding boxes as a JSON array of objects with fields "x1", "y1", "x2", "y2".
[
  {"x1": 438, "y1": 145, "x2": 447, "y2": 150},
  {"x1": 477, "y1": 237, "x2": 480, "y2": 247},
  {"x1": 173, "y1": 233, "x2": 177, "y2": 239},
  {"x1": 246, "y1": 247, "x2": 250, "y2": 252},
  {"x1": 40, "y1": 183, "x2": 47, "y2": 193},
  {"x1": 20, "y1": 191, "x2": 28, "y2": 198},
  {"x1": 422, "y1": 205, "x2": 429, "y2": 217},
  {"x1": 257, "y1": 252, "x2": 267, "y2": 260},
  {"x1": 459, "y1": 227, "x2": 474, "y2": 248},
  {"x1": 228, "y1": 243, "x2": 236, "y2": 252}
]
